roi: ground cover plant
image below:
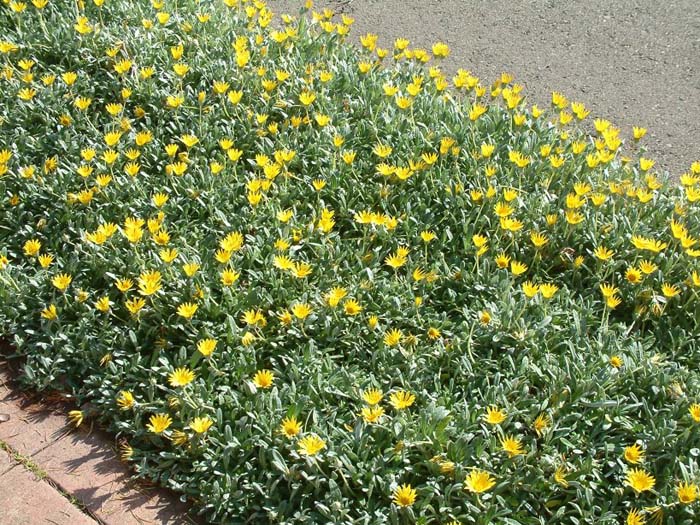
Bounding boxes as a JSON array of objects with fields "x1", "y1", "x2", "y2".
[{"x1": 1, "y1": 0, "x2": 700, "y2": 523}]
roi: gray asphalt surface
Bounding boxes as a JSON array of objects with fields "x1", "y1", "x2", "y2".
[{"x1": 271, "y1": 0, "x2": 700, "y2": 177}]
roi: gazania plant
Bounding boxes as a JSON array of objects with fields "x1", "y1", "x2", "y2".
[{"x1": 1, "y1": 0, "x2": 699, "y2": 523}]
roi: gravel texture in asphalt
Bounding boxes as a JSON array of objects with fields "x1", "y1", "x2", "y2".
[{"x1": 271, "y1": 0, "x2": 700, "y2": 177}]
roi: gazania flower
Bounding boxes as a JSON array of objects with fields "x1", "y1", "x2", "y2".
[
  {"x1": 253, "y1": 369, "x2": 274, "y2": 389},
  {"x1": 360, "y1": 406, "x2": 384, "y2": 424},
  {"x1": 177, "y1": 302, "x2": 198, "y2": 319},
  {"x1": 624, "y1": 443, "x2": 645, "y2": 464},
  {"x1": 291, "y1": 302, "x2": 312, "y2": 320},
  {"x1": 626, "y1": 509, "x2": 645, "y2": 525},
  {"x1": 147, "y1": 413, "x2": 172, "y2": 434},
  {"x1": 389, "y1": 390, "x2": 415, "y2": 410},
  {"x1": 189, "y1": 417, "x2": 213, "y2": 434},
  {"x1": 689, "y1": 403, "x2": 700, "y2": 422},
  {"x1": 661, "y1": 283, "x2": 680, "y2": 298},
  {"x1": 464, "y1": 469, "x2": 496, "y2": 493},
  {"x1": 168, "y1": 367, "x2": 195, "y2": 387},
  {"x1": 117, "y1": 391, "x2": 135, "y2": 410},
  {"x1": 392, "y1": 483, "x2": 417, "y2": 507},
  {"x1": 67, "y1": 410, "x2": 84, "y2": 427},
  {"x1": 52, "y1": 273, "x2": 72, "y2": 292},
  {"x1": 677, "y1": 481, "x2": 698, "y2": 504},
  {"x1": 297, "y1": 434, "x2": 325, "y2": 456},
  {"x1": 279, "y1": 416, "x2": 302, "y2": 438},
  {"x1": 362, "y1": 388, "x2": 383, "y2": 405},
  {"x1": 484, "y1": 406, "x2": 506, "y2": 425},
  {"x1": 197, "y1": 339, "x2": 217, "y2": 357},
  {"x1": 500, "y1": 434, "x2": 525, "y2": 457},
  {"x1": 625, "y1": 468, "x2": 655, "y2": 493}
]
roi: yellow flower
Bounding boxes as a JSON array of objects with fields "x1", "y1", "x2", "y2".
[
  {"x1": 606, "y1": 295, "x2": 622, "y2": 309},
  {"x1": 177, "y1": 302, "x2": 198, "y2": 319},
  {"x1": 39, "y1": 303, "x2": 57, "y2": 321},
  {"x1": 661, "y1": 283, "x2": 680, "y2": 298},
  {"x1": 626, "y1": 509, "x2": 645, "y2": 525},
  {"x1": 147, "y1": 413, "x2": 172, "y2": 434},
  {"x1": 593, "y1": 246, "x2": 615, "y2": 261},
  {"x1": 484, "y1": 406, "x2": 506, "y2": 425},
  {"x1": 625, "y1": 267, "x2": 643, "y2": 284},
  {"x1": 510, "y1": 261, "x2": 528, "y2": 276},
  {"x1": 168, "y1": 367, "x2": 195, "y2": 387},
  {"x1": 392, "y1": 483, "x2": 417, "y2": 507},
  {"x1": 68, "y1": 410, "x2": 84, "y2": 427},
  {"x1": 197, "y1": 338, "x2": 217, "y2": 357},
  {"x1": 189, "y1": 416, "x2": 213, "y2": 434},
  {"x1": 138, "y1": 270, "x2": 162, "y2": 296},
  {"x1": 522, "y1": 281, "x2": 539, "y2": 298},
  {"x1": 279, "y1": 416, "x2": 302, "y2": 438},
  {"x1": 297, "y1": 434, "x2": 326, "y2": 456},
  {"x1": 117, "y1": 391, "x2": 135, "y2": 410},
  {"x1": 540, "y1": 283, "x2": 559, "y2": 299},
  {"x1": 52, "y1": 273, "x2": 72, "y2": 292},
  {"x1": 389, "y1": 390, "x2": 415, "y2": 410},
  {"x1": 253, "y1": 369, "x2": 274, "y2": 389},
  {"x1": 360, "y1": 406, "x2": 384, "y2": 424},
  {"x1": 384, "y1": 328, "x2": 403, "y2": 347},
  {"x1": 362, "y1": 388, "x2": 383, "y2": 405},
  {"x1": 639, "y1": 260, "x2": 658, "y2": 274},
  {"x1": 500, "y1": 434, "x2": 525, "y2": 457},
  {"x1": 677, "y1": 481, "x2": 698, "y2": 504},
  {"x1": 532, "y1": 414, "x2": 550, "y2": 435},
  {"x1": 599, "y1": 283, "x2": 620, "y2": 298},
  {"x1": 625, "y1": 468, "x2": 655, "y2": 493},
  {"x1": 291, "y1": 302, "x2": 312, "y2": 320},
  {"x1": 689, "y1": 403, "x2": 700, "y2": 422},
  {"x1": 343, "y1": 299, "x2": 363, "y2": 316},
  {"x1": 94, "y1": 296, "x2": 111, "y2": 312},
  {"x1": 633, "y1": 127, "x2": 647, "y2": 140},
  {"x1": 24, "y1": 239, "x2": 41, "y2": 256},
  {"x1": 464, "y1": 469, "x2": 496, "y2": 493},
  {"x1": 37, "y1": 253, "x2": 54, "y2": 268},
  {"x1": 624, "y1": 443, "x2": 645, "y2": 464}
]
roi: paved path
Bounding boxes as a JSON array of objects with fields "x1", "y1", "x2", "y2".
[
  {"x1": 0, "y1": 367, "x2": 195, "y2": 525},
  {"x1": 272, "y1": 0, "x2": 700, "y2": 177}
]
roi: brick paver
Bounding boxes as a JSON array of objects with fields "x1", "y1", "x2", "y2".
[
  {"x1": 0, "y1": 366, "x2": 195, "y2": 524},
  {"x1": 0, "y1": 464, "x2": 97, "y2": 525}
]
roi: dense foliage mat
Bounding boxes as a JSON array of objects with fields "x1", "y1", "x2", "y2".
[{"x1": 1, "y1": 0, "x2": 700, "y2": 523}]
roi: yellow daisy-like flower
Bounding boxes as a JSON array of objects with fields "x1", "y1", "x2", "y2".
[
  {"x1": 147, "y1": 413, "x2": 172, "y2": 434},
  {"x1": 626, "y1": 508, "x2": 645, "y2": 525},
  {"x1": 177, "y1": 302, "x2": 198, "y2": 319},
  {"x1": 116, "y1": 391, "x2": 135, "y2": 410},
  {"x1": 677, "y1": 481, "x2": 698, "y2": 504},
  {"x1": 500, "y1": 434, "x2": 525, "y2": 457},
  {"x1": 51, "y1": 273, "x2": 72, "y2": 292},
  {"x1": 253, "y1": 369, "x2": 274, "y2": 389},
  {"x1": 392, "y1": 483, "x2": 417, "y2": 507},
  {"x1": 389, "y1": 390, "x2": 415, "y2": 410},
  {"x1": 625, "y1": 467, "x2": 655, "y2": 493},
  {"x1": 168, "y1": 367, "x2": 195, "y2": 387},
  {"x1": 661, "y1": 283, "x2": 680, "y2": 298},
  {"x1": 279, "y1": 416, "x2": 302, "y2": 438},
  {"x1": 291, "y1": 302, "x2": 312, "y2": 320},
  {"x1": 484, "y1": 406, "x2": 506, "y2": 425},
  {"x1": 359, "y1": 404, "x2": 384, "y2": 424},
  {"x1": 297, "y1": 434, "x2": 326, "y2": 456},
  {"x1": 464, "y1": 469, "x2": 496, "y2": 494},
  {"x1": 362, "y1": 388, "x2": 383, "y2": 405},
  {"x1": 624, "y1": 443, "x2": 645, "y2": 464},
  {"x1": 189, "y1": 416, "x2": 213, "y2": 434},
  {"x1": 197, "y1": 338, "x2": 217, "y2": 357},
  {"x1": 688, "y1": 403, "x2": 700, "y2": 422},
  {"x1": 593, "y1": 246, "x2": 615, "y2": 261}
]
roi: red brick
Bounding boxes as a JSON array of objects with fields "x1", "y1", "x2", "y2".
[
  {"x1": 0, "y1": 465, "x2": 97, "y2": 525},
  {"x1": 34, "y1": 430, "x2": 193, "y2": 524}
]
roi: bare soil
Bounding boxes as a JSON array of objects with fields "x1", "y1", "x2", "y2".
[{"x1": 272, "y1": 0, "x2": 700, "y2": 177}]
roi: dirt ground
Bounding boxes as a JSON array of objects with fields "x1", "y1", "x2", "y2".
[{"x1": 271, "y1": 0, "x2": 700, "y2": 178}]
